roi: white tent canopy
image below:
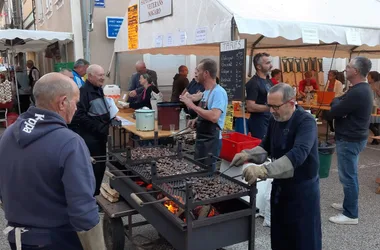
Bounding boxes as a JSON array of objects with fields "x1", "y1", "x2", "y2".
[
  {"x1": 114, "y1": 0, "x2": 380, "y2": 58},
  {"x1": 0, "y1": 29, "x2": 73, "y2": 53},
  {"x1": 0, "y1": 29, "x2": 73, "y2": 114}
]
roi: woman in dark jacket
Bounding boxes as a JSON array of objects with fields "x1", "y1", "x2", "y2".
[{"x1": 126, "y1": 73, "x2": 160, "y2": 110}]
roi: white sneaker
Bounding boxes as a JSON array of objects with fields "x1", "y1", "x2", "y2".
[
  {"x1": 329, "y1": 214, "x2": 358, "y2": 225},
  {"x1": 331, "y1": 203, "x2": 343, "y2": 211}
]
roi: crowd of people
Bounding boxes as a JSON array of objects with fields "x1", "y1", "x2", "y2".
[
  {"x1": 0, "y1": 52, "x2": 377, "y2": 250},
  {"x1": 0, "y1": 57, "x2": 229, "y2": 249}
]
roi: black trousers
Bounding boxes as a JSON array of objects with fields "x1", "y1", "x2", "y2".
[
  {"x1": 85, "y1": 138, "x2": 107, "y2": 196},
  {"x1": 370, "y1": 123, "x2": 379, "y2": 141},
  {"x1": 19, "y1": 95, "x2": 31, "y2": 113}
]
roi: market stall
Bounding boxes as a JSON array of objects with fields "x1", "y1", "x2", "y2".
[
  {"x1": 0, "y1": 29, "x2": 73, "y2": 114},
  {"x1": 114, "y1": 0, "x2": 380, "y2": 59},
  {"x1": 112, "y1": 0, "x2": 380, "y2": 132}
]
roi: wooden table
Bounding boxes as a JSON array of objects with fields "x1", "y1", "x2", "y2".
[
  {"x1": 298, "y1": 103, "x2": 331, "y2": 111},
  {"x1": 117, "y1": 111, "x2": 178, "y2": 140}
]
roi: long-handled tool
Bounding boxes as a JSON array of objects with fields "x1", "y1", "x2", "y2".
[{"x1": 169, "y1": 126, "x2": 194, "y2": 137}]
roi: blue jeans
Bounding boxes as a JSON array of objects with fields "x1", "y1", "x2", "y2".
[{"x1": 336, "y1": 139, "x2": 367, "y2": 219}]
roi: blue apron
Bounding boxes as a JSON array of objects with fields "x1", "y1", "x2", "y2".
[
  {"x1": 269, "y1": 117, "x2": 322, "y2": 250},
  {"x1": 248, "y1": 113, "x2": 270, "y2": 139},
  {"x1": 248, "y1": 77, "x2": 272, "y2": 139}
]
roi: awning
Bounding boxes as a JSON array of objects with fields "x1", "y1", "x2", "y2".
[
  {"x1": 114, "y1": 0, "x2": 380, "y2": 58},
  {"x1": 0, "y1": 29, "x2": 73, "y2": 52}
]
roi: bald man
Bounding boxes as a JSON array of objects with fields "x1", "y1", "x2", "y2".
[
  {"x1": 0, "y1": 73, "x2": 99, "y2": 249},
  {"x1": 73, "y1": 64, "x2": 111, "y2": 196},
  {"x1": 128, "y1": 60, "x2": 158, "y2": 103}
]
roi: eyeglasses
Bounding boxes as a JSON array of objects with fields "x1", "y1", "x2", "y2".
[{"x1": 266, "y1": 100, "x2": 292, "y2": 110}]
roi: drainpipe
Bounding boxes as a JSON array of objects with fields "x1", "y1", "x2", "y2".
[
  {"x1": 80, "y1": 0, "x2": 94, "y2": 62},
  {"x1": 70, "y1": 0, "x2": 84, "y2": 60}
]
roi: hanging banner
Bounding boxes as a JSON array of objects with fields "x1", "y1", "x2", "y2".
[
  {"x1": 128, "y1": 5, "x2": 139, "y2": 50},
  {"x1": 139, "y1": 0, "x2": 172, "y2": 23}
]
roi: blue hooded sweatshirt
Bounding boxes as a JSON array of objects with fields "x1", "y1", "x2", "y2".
[{"x1": 0, "y1": 107, "x2": 99, "y2": 246}]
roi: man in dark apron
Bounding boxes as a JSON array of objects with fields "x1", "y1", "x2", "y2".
[
  {"x1": 180, "y1": 59, "x2": 228, "y2": 171},
  {"x1": 246, "y1": 53, "x2": 273, "y2": 139},
  {"x1": 230, "y1": 83, "x2": 321, "y2": 250}
]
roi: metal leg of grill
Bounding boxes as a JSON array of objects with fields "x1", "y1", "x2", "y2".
[
  {"x1": 185, "y1": 182, "x2": 193, "y2": 250},
  {"x1": 249, "y1": 184, "x2": 257, "y2": 250}
]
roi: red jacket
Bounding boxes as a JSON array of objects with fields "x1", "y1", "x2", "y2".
[{"x1": 299, "y1": 79, "x2": 319, "y2": 92}]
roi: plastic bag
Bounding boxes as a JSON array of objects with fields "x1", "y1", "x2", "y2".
[{"x1": 262, "y1": 179, "x2": 273, "y2": 227}]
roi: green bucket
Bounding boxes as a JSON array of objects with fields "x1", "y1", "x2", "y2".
[{"x1": 318, "y1": 143, "x2": 336, "y2": 179}]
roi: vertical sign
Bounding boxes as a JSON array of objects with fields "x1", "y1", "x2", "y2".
[
  {"x1": 128, "y1": 5, "x2": 138, "y2": 50},
  {"x1": 106, "y1": 17, "x2": 124, "y2": 39},
  {"x1": 95, "y1": 0, "x2": 105, "y2": 8},
  {"x1": 224, "y1": 104, "x2": 234, "y2": 131},
  {"x1": 219, "y1": 39, "x2": 247, "y2": 101}
]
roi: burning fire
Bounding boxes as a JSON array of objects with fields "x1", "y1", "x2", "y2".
[
  {"x1": 207, "y1": 207, "x2": 218, "y2": 217},
  {"x1": 164, "y1": 200, "x2": 180, "y2": 214},
  {"x1": 164, "y1": 196, "x2": 183, "y2": 215},
  {"x1": 163, "y1": 196, "x2": 219, "y2": 220}
]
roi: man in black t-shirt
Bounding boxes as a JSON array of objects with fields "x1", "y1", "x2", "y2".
[{"x1": 245, "y1": 53, "x2": 273, "y2": 139}]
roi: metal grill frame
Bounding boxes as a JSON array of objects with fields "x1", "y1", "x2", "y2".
[
  {"x1": 107, "y1": 160, "x2": 257, "y2": 250},
  {"x1": 154, "y1": 172, "x2": 250, "y2": 209}
]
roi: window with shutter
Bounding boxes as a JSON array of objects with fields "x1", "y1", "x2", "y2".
[
  {"x1": 36, "y1": 0, "x2": 44, "y2": 24},
  {"x1": 54, "y1": 0, "x2": 64, "y2": 10},
  {"x1": 45, "y1": 0, "x2": 53, "y2": 17}
]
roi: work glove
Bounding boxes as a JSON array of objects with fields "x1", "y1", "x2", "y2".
[
  {"x1": 242, "y1": 155, "x2": 294, "y2": 185},
  {"x1": 77, "y1": 221, "x2": 106, "y2": 250},
  {"x1": 242, "y1": 165, "x2": 268, "y2": 185},
  {"x1": 230, "y1": 146, "x2": 268, "y2": 167}
]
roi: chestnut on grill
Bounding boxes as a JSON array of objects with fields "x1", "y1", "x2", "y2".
[{"x1": 121, "y1": 147, "x2": 176, "y2": 160}]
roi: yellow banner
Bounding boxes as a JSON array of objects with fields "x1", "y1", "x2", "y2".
[
  {"x1": 224, "y1": 104, "x2": 234, "y2": 131},
  {"x1": 128, "y1": 5, "x2": 138, "y2": 50}
]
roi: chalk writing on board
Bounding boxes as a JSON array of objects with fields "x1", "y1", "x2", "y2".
[{"x1": 219, "y1": 40, "x2": 246, "y2": 101}]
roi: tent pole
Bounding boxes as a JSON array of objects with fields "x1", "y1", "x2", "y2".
[
  {"x1": 248, "y1": 35, "x2": 264, "y2": 77},
  {"x1": 231, "y1": 17, "x2": 236, "y2": 40},
  {"x1": 65, "y1": 43, "x2": 68, "y2": 63},
  {"x1": 12, "y1": 50, "x2": 21, "y2": 115},
  {"x1": 114, "y1": 52, "x2": 119, "y2": 86}
]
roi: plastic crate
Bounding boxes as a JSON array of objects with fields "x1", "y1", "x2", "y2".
[{"x1": 220, "y1": 132, "x2": 262, "y2": 162}]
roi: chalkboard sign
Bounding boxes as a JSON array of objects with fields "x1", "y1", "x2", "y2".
[{"x1": 219, "y1": 39, "x2": 246, "y2": 101}]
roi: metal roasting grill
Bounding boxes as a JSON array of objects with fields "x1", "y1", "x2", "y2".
[
  {"x1": 108, "y1": 144, "x2": 182, "y2": 165},
  {"x1": 155, "y1": 173, "x2": 250, "y2": 207},
  {"x1": 128, "y1": 156, "x2": 209, "y2": 183}
]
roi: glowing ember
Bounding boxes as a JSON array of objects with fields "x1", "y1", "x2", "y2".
[
  {"x1": 164, "y1": 196, "x2": 184, "y2": 215},
  {"x1": 164, "y1": 200, "x2": 180, "y2": 214},
  {"x1": 208, "y1": 207, "x2": 218, "y2": 217},
  {"x1": 135, "y1": 180, "x2": 144, "y2": 186}
]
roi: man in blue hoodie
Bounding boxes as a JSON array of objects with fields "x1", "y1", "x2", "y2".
[{"x1": 0, "y1": 73, "x2": 100, "y2": 249}]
